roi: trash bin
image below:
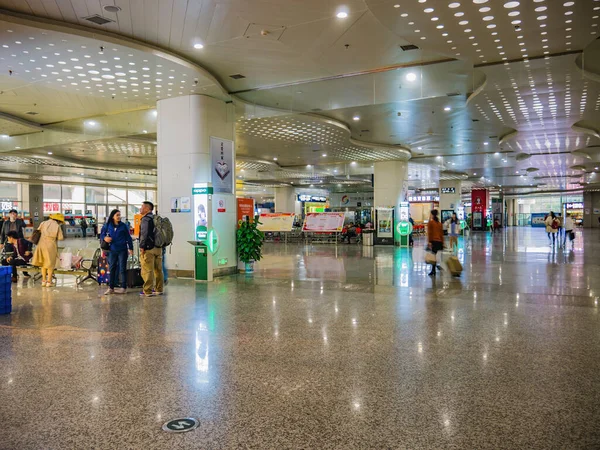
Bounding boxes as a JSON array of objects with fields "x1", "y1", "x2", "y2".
[
  {"x1": 362, "y1": 230, "x2": 374, "y2": 246},
  {"x1": 194, "y1": 243, "x2": 209, "y2": 281}
]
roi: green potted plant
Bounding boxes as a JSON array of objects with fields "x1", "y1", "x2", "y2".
[{"x1": 236, "y1": 215, "x2": 264, "y2": 273}]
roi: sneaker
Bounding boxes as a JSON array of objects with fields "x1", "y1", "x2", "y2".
[
  {"x1": 115, "y1": 288, "x2": 127, "y2": 294},
  {"x1": 23, "y1": 272, "x2": 31, "y2": 278},
  {"x1": 154, "y1": 291, "x2": 164, "y2": 296},
  {"x1": 139, "y1": 292, "x2": 156, "y2": 297},
  {"x1": 104, "y1": 288, "x2": 114, "y2": 295}
]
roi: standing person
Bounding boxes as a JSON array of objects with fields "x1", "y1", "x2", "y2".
[
  {"x1": 408, "y1": 214, "x2": 415, "y2": 247},
  {"x1": 544, "y1": 211, "x2": 559, "y2": 246},
  {"x1": 448, "y1": 212, "x2": 459, "y2": 253},
  {"x1": 139, "y1": 201, "x2": 163, "y2": 297},
  {"x1": 101, "y1": 209, "x2": 133, "y2": 295},
  {"x1": 556, "y1": 214, "x2": 564, "y2": 247},
  {"x1": 564, "y1": 214, "x2": 575, "y2": 248},
  {"x1": 31, "y1": 213, "x2": 64, "y2": 287},
  {"x1": 427, "y1": 209, "x2": 444, "y2": 276},
  {"x1": 1, "y1": 231, "x2": 33, "y2": 282},
  {"x1": 0, "y1": 209, "x2": 26, "y2": 246},
  {"x1": 80, "y1": 217, "x2": 88, "y2": 238}
]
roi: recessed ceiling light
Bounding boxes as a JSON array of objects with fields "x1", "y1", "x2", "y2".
[
  {"x1": 322, "y1": 154, "x2": 327, "y2": 157},
  {"x1": 394, "y1": 4, "x2": 400, "y2": 8},
  {"x1": 503, "y1": 1, "x2": 520, "y2": 8},
  {"x1": 336, "y1": 12, "x2": 348, "y2": 18},
  {"x1": 484, "y1": 142, "x2": 489, "y2": 145},
  {"x1": 193, "y1": 43, "x2": 204, "y2": 49},
  {"x1": 47, "y1": 151, "x2": 52, "y2": 155},
  {"x1": 353, "y1": 116, "x2": 360, "y2": 121},
  {"x1": 449, "y1": 2, "x2": 460, "y2": 7},
  {"x1": 405, "y1": 72, "x2": 417, "y2": 81},
  {"x1": 273, "y1": 157, "x2": 277, "y2": 161},
  {"x1": 444, "y1": 107, "x2": 451, "y2": 111}
]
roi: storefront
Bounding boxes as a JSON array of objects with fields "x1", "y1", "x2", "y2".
[
  {"x1": 407, "y1": 193, "x2": 440, "y2": 224},
  {"x1": 564, "y1": 201, "x2": 583, "y2": 225},
  {"x1": 297, "y1": 194, "x2": 329, "y2": 216},
  {"x1": 329, "y1": 192, "x2": 374, "y2": 225}
]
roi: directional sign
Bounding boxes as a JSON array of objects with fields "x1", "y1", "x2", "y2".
[{"x1": 162, "y1": 418, "x2": 199, "y2": 433}]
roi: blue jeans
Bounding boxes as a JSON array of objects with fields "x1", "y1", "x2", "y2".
[
  {"x1": 162, "y1": 247, "x2": 168, "y2": 282},
  {"x1": 108, "y1": 249, "x2": 128, "y2": 289}
]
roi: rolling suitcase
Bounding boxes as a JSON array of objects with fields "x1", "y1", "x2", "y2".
[
  {"x1": 126, "y1": 268, "x2": 144, "y2": 288},
  {"x1": 126, "y1": 240, "x2": 143, "y2": 288},
  {"x1": 97, "y1": 253, "x2": 110, "y2": 285},
  {"x1": 446, "y1": 255, "x2": 463, "y2": 277}
]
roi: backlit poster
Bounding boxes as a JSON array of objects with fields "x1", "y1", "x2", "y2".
[
  {"x1": 377, "y1": 208, "x2": 393, "y2": 238},
  {"x1": 193, "y1": 186, "x2": 213, "y2": 241},
  {"x1": 211, "y1": 137, "x2": 234, "y2": 194}
]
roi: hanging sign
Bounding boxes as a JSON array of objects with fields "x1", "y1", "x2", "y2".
[{"x1": 210, "y1": 137, "x2": 234, "y2": 194}]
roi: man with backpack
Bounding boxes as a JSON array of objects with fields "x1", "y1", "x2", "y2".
[{"x1": 139, "y1": 201, "x2": 164, "y2": 297}]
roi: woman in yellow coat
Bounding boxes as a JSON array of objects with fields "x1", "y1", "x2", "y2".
[{"x1": 32, "y1": 213, "x2": 65, "y2": 287}]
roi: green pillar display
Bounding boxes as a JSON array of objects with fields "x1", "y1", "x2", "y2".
[{"x1": 396, "y1": 221, "x2": 413, "y2": 247}]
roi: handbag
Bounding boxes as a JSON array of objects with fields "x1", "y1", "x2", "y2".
[
  {"x1": 100, "y1": 223, "x2": 111, "y2": 251},
  {"x1": 425, "y1": 251, "x2": 437, "y2": 264},
  {"x1": 31, "y1": 229, "x2": 41, "y2": 245}
]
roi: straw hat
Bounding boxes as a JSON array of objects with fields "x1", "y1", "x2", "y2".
[{"x1": 49, "y1": 213, "x2": 65, "y2": 223}]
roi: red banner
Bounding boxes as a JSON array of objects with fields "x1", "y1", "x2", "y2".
[{"x1": 471, "y1": 189, "x2": 487, "y2": 214}]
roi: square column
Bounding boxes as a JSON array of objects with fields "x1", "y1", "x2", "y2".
[
  {"x1": 439, "y1": 180, "x2": 462, "y2": 212},
  {"x1": 157, "y1": 95, "x2": 236, "y2": 278},
  {"x1": 374, "y1": 161, "x2": 408, "y2": 244}
]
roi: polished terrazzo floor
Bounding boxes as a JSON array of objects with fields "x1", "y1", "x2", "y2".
[{"x1": 1, "y1": 228, "x2": 599, "y2": 449}]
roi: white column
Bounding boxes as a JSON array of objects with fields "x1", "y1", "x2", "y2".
[
  {"x1": 157, "y1": 95, "x2": 236, "y2": 277},
  {"x1": 507, "y1": 198, "x2": 514, "y2": 226},
  {"x1": 439, "y1": 180, "x2": 462, "y2": 212},
  {"x1": 274, "y1": 186, "x2": 296, "y2": 213},
  {"x1": 374, "y1": 160, "x2": 408, "y2": 243}
]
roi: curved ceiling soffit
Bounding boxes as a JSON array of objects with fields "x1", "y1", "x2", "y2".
[
  {"x1": 571, "y1": 145, "x2": 600, "y2": 161},
  {"x1": 305, "y1": 112, "x2": 412, "y2": 161},
  {"x1": 9, "y1": 152, "x2": 156, "y2": 172},
  {"x1": 0, "y1": 9, "x2": 417, "y2": 163},
  {"x1": 575, "y1": 38, "x2": 600, "y2": 84},
  {"x1": 236, "y1": 155, "x2": 281, "y2": 169},
  {"x1": 571, "y1": 122, "x2": 600, "y2": 140},
  {"x1": 0, "y1": 8, "x2": 229, "y2": 99},
  {"x1": 0, "y1": 112, "x2": 42, "y2": 131},
  {"x1": 499, "y1": 130, "x2": 519, "y2": 146},
  {"x1": 465, "y1": 73, "x2": 487, "y2": 106}
]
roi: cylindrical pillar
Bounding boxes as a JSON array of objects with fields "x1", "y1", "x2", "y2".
[
  {"x1": 157, "y1": 95, "x2": 236, "y2": 278},
  {"x1": 275, "y1": 186, "x2": 296, "y2": 213}
]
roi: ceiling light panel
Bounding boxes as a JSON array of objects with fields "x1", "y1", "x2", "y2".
[
  {"x1": 367, "y1": 0, "x2": 598, "y2": 64},
  {"x1": 0, "y1": 22, "x2": 225, "y2": 107}
]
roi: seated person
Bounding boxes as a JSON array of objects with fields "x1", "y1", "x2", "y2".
[
  {"x1": 493, "y1": 219, "x2": 501, "y2": 233},
  {"x1": 342, "y1": 223, "x2": 357, "y2": 243},
  {"x1": 1, "y1": 231, "x2": 33, "y2": 282}
]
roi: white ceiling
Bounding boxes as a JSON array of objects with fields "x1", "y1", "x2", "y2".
[{"x1": 0, "y1": 0, "x2": 598, "y2": 195}]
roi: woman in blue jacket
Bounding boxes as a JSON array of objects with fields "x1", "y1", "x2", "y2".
[{"x1": 101, "y1": 209, "x2": 133, "y2": 295}]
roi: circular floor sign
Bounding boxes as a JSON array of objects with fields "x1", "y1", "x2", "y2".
[{"x1": 162, "y1": 418, "x2": 199, "y2": 433}]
